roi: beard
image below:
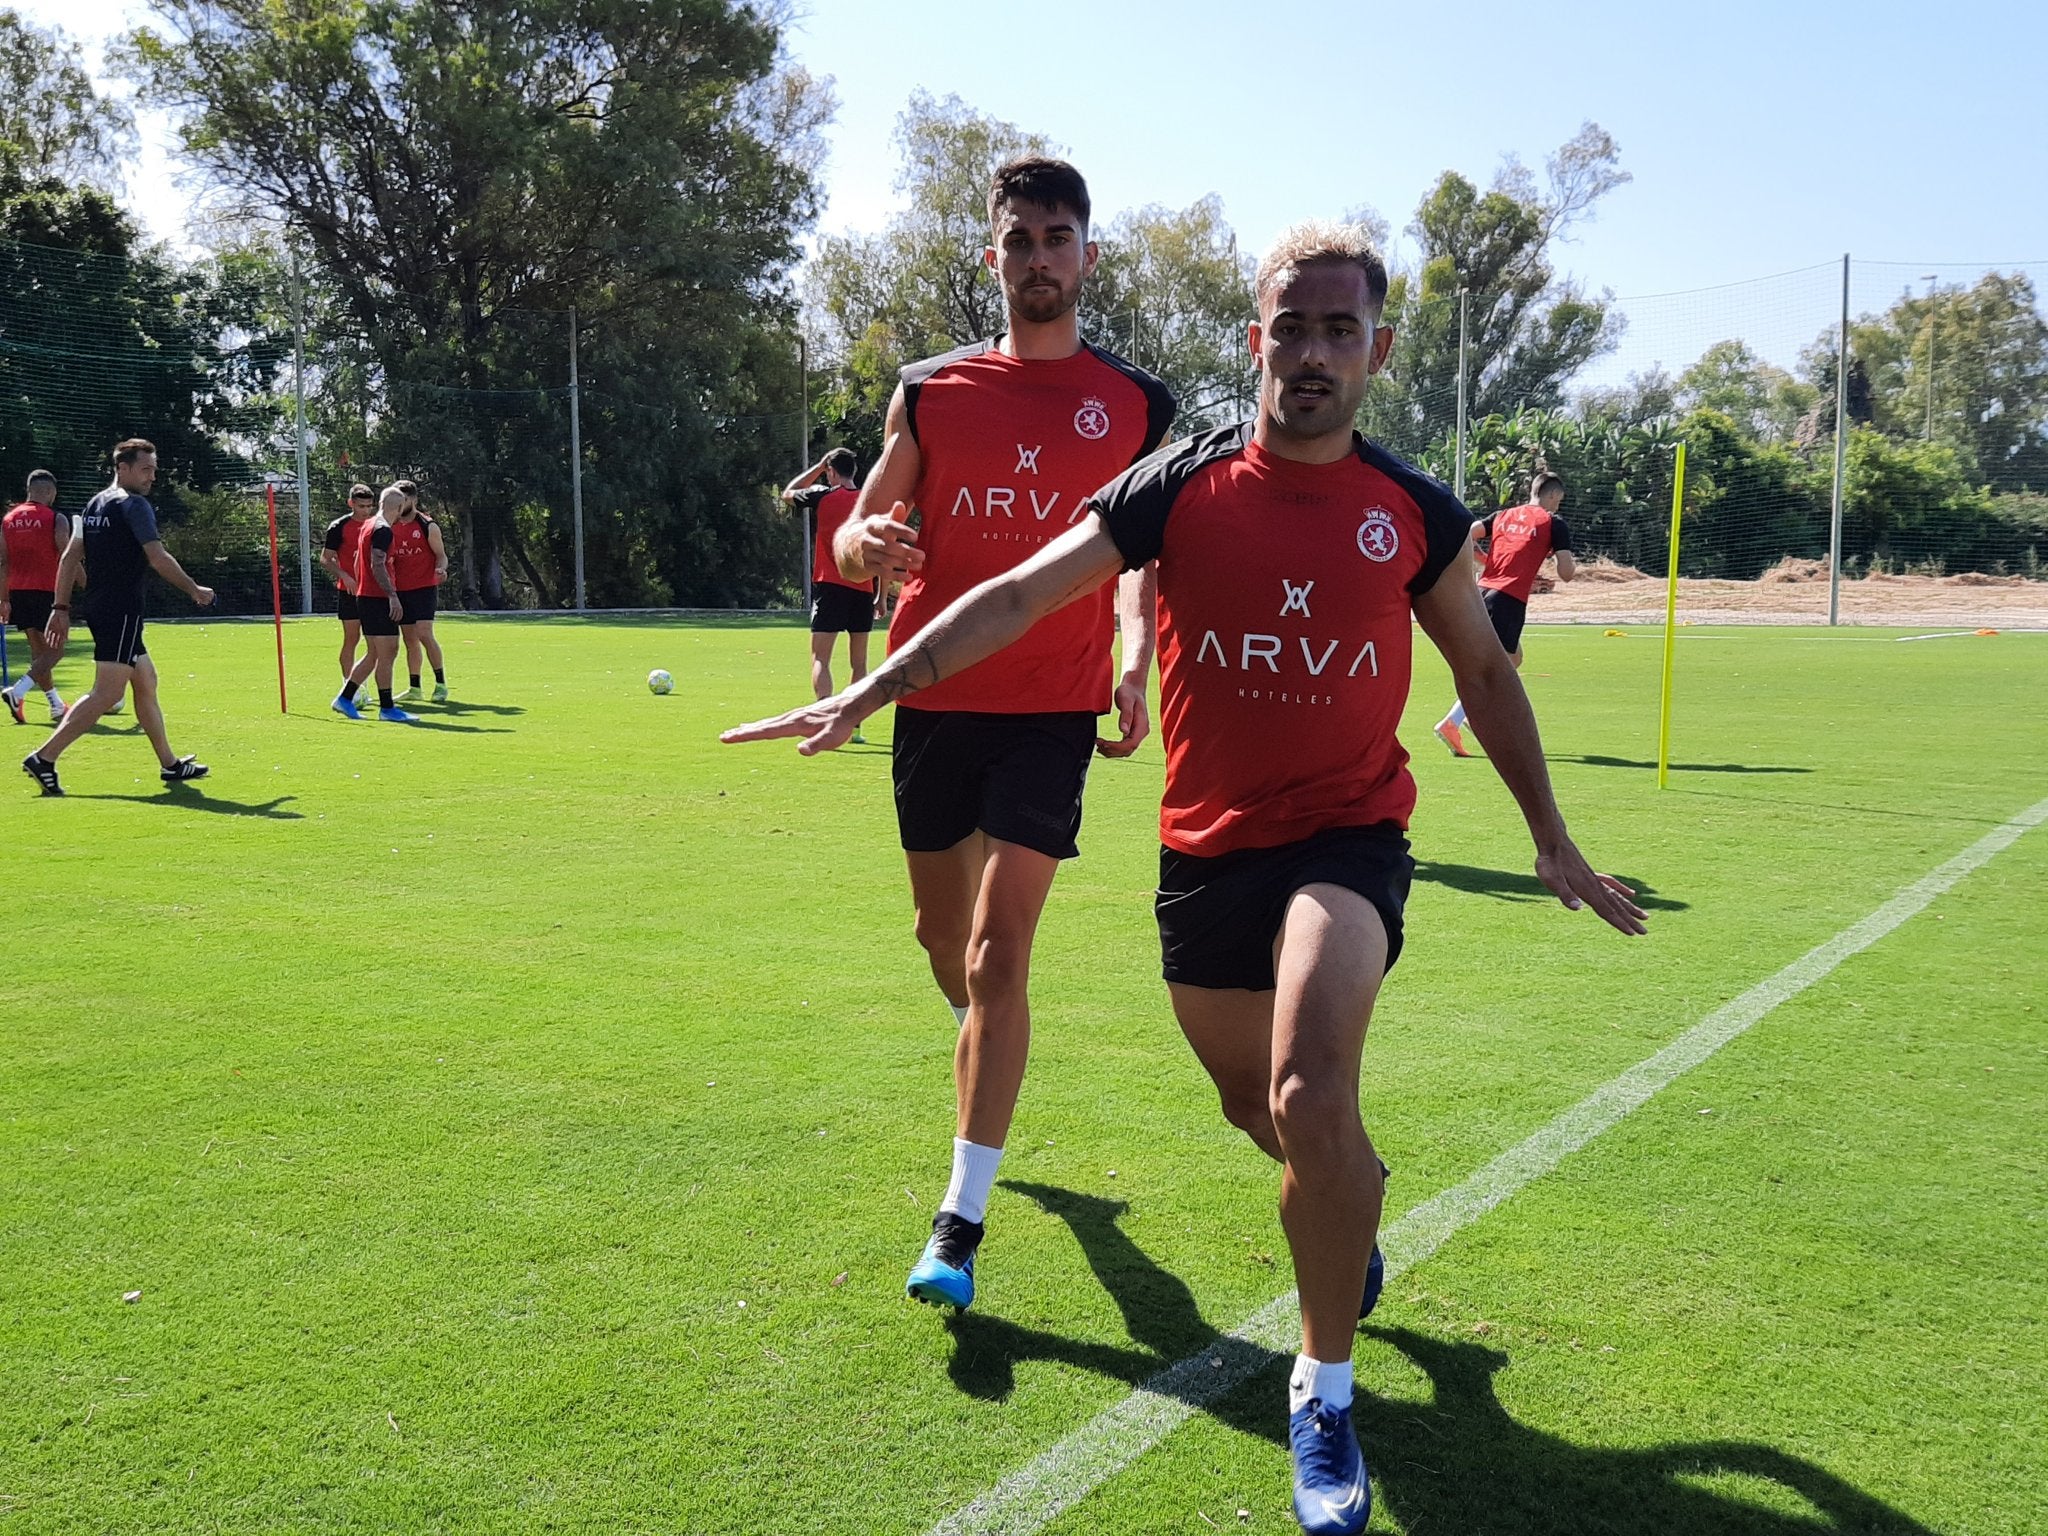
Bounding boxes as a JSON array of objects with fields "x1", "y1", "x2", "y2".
[{"x1": 1008, "y1": 273, "x2": 1081, "y2": 325}]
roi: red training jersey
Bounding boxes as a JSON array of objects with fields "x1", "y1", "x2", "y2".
[
  {"x1": 889, "y1": 340, "x2": 1175, "y2": 714},
  {"x1": 356, "y1": 517, "x2": 393, "y2": 598},
  {"x1": 4, "y1": 501, "x2": 61, "y2": 592},
  {"x1": 388, "y1": 515, "x2": 438, "y2": 592},
  {"x1": 1092, "y1": 424, "x2": 1473, "y2": 856},
  {"x1": 323, "y1": 513, "x2": 373, "y2": 591},
  {"x1": 1477, "y1": 502, "x2": 1574, "y2": 603},
  {"x1": 796, "y1": 485, "x2": 870, "y2": 593}
]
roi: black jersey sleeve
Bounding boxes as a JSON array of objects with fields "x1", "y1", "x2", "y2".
[
  {"x1": 898, "y1": 339, "x2": 994, "y2": 446},
  {"x1": 121, "y1": 495, "x2": 160, "y2": 546},
  {"x1": 788, "y1": 485, "x2": 830, "y2": 513},
  {"x1": 370, "y1": 524, "x2": 394, "y2": 552},
  {"x1": 1357, "y1": 440, "x2": 1479, "y2": 597},
  {"x1": 1089, "y1": 422, "x2": 1251, "y2": 571},
  {"x1": 323, "y1": 516, "x2": 348, "y2": 551},
  {"x1": 1086, "y1": 345, "x2": 1179, "y2": 458},
  {"x1": 1549, "y1": 513, "x2": 1576, "y2": 554}
]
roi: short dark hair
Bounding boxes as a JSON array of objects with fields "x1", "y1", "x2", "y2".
[
  {"x1": 824, "y1": 448, "x2": 857, "y2": 479},
  {"x1": 988, "y1": 156, "x2": 1090, "y2": 233},
  {"x1": 1533, "y1": 472, "x2": 1565, "y2": 500},
  {"x1": 113, "y1": 438, "x2": 156, "y2": 466},
  {"x1": 26, "y1": 468, "x2": 55, "y2": 489},
  {"x1": 395, "y1": 478, "x2": 419, "y2": 498}
]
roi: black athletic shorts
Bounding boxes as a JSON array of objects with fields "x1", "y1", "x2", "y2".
[
  {"x1": 892, "y1": 705, "x2": 1097, "y2": 861},
  {"x1": 358, "y1": 594, "x2": 401, "y2": 638},
  {"x1": 1482, "y1": 588, "x2": 1528, "y2": 653},
  {"x1": 1155, "y1": 822, "x2": 1413, "y2": 991},
  {"x1": 810, "y1": 582, "x2": 875, "y2": 634},
  {"x1": 10, "y1": 590, "x2": 53, "y2": 635},
  {"x1": 336, "y1": 588, "x2": 360, "y2": 622},
  {"x1": 88, "y1": 610, "x2": 148, "y2": 666},
  {"x1": 399, "y1": 586, "x2": 437, "y2": 626}
]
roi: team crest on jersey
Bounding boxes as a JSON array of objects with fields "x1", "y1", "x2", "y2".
[
  {"x1": 1356, "y1": 508, "x2": 1400, "y2": 563},
  {"x1": 1073, "y1": 397, "x2": 1111, "y2": 440}
]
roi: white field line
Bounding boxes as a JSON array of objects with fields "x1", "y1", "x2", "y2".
[
  {"x1": 923, "y1": 793, "x2": 2048, "y2": 1536},
  {"x1": 1893, "y1": 630, "x2": 1984, "y2": 642}
]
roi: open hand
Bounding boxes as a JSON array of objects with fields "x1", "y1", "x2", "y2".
[
  {"x1": 1535, "y1": 839, "x2": 1649, "y2": 936},
  {"x1": 721, "y1": 694, "x2": 865, "y2": 757}
]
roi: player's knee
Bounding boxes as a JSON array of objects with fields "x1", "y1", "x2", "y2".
[
  {"x1": 1269, "y1": 1070, "x2": 1356, "y2": 1160},
  {"x1": 963, "y1": 930, "x2": 1030, "y2": 1002},
  {"x1": 1219, "y1": 1085, "x2": 1277, "y2": 1146},
  {"x1": 913, "y1": 906, "x2": 969, "y2": 962}
]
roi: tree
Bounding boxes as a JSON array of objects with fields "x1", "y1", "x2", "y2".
[
  {"x1": 1365, "y1": 123, "x2": 1628, "y2": 457},
  {"x1": 1675, "y1": 340, "x2": 1815, "y2": 444},
  {"x1": 120, "y1": 0, "x2": 831, "y2": 607},
  {"x1": 0, "y1": 10, "x2": 134, "y2": 185}
]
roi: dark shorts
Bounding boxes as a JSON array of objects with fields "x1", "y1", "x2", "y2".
[
  {"x1": 336, "y1": 588, "x2": 360, "y2": 622},
  {"x1": 810, "y1": 582, "x2": 874, "y2": 634},
  {"x1": 892, "y1": 705, "x2": 1097, "y2": 861},
  {"x1": 88, "y1": 610, "x2": 148, "y2": 666},
  {"x1": 358, "y1": 594, "x2": 401, "y2": 638},
  {"x1": 1156, "y1": 823, "x2": 1413, "y2": 992},
  {"x1": 399, "y1": 587, "x2": 437, "y2": 626},
  {"x1": 1482, "y1": 588, "x2": 1528, "y2": 653},
  {"x1": 10, "y1": 590, "x2": 54, "y2": 636}
]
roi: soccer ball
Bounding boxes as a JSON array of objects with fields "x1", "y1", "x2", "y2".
[{"x1": 647, "y1": 669, "x2": 674, "y2": 695}]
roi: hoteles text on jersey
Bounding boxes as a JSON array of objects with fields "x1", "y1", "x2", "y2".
[
  {"x1": 889, "y1": 338, "x2": 1175, "y2": 716},
  {"x1": 1093, "y1": 422, "x2": 1474, "y2": 856}
]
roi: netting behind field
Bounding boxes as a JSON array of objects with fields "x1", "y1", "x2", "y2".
[{"x1": 4, "y1": 231, "x2": 2044, "y2": 624}]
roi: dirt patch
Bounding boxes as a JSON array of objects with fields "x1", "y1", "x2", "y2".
[{"x1": 1529, "y1": 557, "x2": 2048, "y2": 627}]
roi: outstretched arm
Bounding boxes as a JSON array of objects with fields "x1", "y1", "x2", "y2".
[
  {"x1": 725, "y1": 517, "x2": 1126, "y2": 755},
  {"x1": 834, "y1": 384, "x2": 924, "y2": 584},
  {"x1": 1412, "y1": 538, "x2": 1645, "y2": 935}
]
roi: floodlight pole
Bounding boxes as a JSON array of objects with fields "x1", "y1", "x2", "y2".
[
  {"x1": 1828, "y1": 254, "x2": 1849, "y2": 627},
  {"x1": 1454, "y1": 288, "x2": 1470, "y2": 502},
  {"x1": 292, "y1": 261, "x2": 313, "y2": 615},
  {"x1": 569, "y1": 307, "x2": 585, "y2": 613}
]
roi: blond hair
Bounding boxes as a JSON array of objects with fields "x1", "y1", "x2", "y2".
[{"x1": 1254, "y1": 221, "x2": 1389, "y2": 313}]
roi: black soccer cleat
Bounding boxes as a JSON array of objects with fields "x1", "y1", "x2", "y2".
[
  {"x1": 906, "y1": 1211, "x2": 985, "y2": 1309},
  {"x1": 5, "y1": 691, "x2": 23, "y2": 726},
  {"x1": 22, "y1": 752, "x2": 61, "y2": 795},
  {"x1": 160, "y1": 755, "x2": 209, "y2": 784}
]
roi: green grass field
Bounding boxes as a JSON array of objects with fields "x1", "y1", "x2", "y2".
[{"x1": 3, "y1": 615, "x2": 2043, "y2": 1535}]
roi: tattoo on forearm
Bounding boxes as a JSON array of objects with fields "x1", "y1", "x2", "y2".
[{"x1": 872, "y1": 641, "x2": 940, "y2": 704}]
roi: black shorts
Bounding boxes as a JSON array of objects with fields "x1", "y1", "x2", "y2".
[
  {"x1": 358, "y1": 594, "x2": 401, "y2": 638},
  {"x1": 892, "y1": 705, "x2": 1097, "y2": 861},
  {"x1": 335, "y1": 589, "x2": 360, "y2": 622},
  {"x1": 88, "y1": 610, "x2": 148, "y2": 666},
  {"x1": 1482, "y1": 588, "x2": 1528, "y2": 653},
  {"x1": 1156, "y1": 823, "x2": 1413, "y2": 991},
  {"x1": 10, "y1": 590, "x2": 53, "y2": 636},
  {"x1": 399, "y1": 587, "x2": 437, "y2": 625},
  {"x1": 810, "y1": 582, "x2": 874, "y2": 634}
]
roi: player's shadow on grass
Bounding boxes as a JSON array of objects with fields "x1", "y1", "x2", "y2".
[
  {"x1": 394, "y1": 717, "x2": 514, "y2": 735},
  {"x1": 943, "y1": 1181, "x2": 1219, "y2": 1401},
  {"x1": 76, "y1": 789, "x2": 303, "y2": 819},
  {"x1": 1413, "y1": 861, "x2": 1690, "y2": 912},
  {"x1": 1333, "y1": 1327, "x2": 1936, "y2": 1536},
  {"x1": 424, "y1": 700, "x2": 525, "y2": 717},
  {"x1": 1555, "y1": 754, "x2": 1813, "y2": 775}
]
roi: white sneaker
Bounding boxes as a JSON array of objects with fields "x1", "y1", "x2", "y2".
[
  {"x1": 106, "y1": 697, "x2": 126, "y2": 716},
  {"x1": 48, "y1": 699, "x2": 66, "y2": 723}
]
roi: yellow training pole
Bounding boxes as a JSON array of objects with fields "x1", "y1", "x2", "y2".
[{"x1": 1657, "y1": 442, "x2": 1688, "y2": 789}]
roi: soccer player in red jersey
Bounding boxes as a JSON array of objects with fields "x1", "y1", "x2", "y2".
[
  {"x1": 752, "y1": 157, "x2": 1176, "y2": 1311},
  {"x1": 319, "y1": 483, "x2": 377, "y2": 696},
  {"x1": 2, "y1": 469, "x2": 71, "y2": 724},
  {"x1": 781, "y1": 447, "x2": 874, "y2": 739},
  {"x1": 331, "y1": 487, "x2": 416, "y2": 723},
  {"x1": 726, "y1": 223, "x2": 1644, "y2": 1535},
  {"x1": 391, "y1": 480, "x2": 450, "y2": 702},
  {"x1": 1434, "y1": 470, "x2": 1578, "y2": 757}
]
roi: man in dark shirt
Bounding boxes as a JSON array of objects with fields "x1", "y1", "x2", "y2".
[{"x1": 21, "y1": 439, "x2": 216, "y2": 796}]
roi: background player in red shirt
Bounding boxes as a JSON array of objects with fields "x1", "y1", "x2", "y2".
[
  {"x1": 391, "y1": 480, "x2": 450, "y2": 702},
  {"x1": 319, "y1": 483, "x2": 377, "y2": 699},
  {"x1": 1434, "y1": 471, "x2": 1578, "y2": 757},
  {"x1": 2, "y1": 469, "x2": 71, "y2": 723},
  {"x1": 727, "y1": 224, "x2": 1643, "y2": 1535},
  {"x1": 330, "y1": 486, "x2": 416, "y2": 723},
  {"x1": 781, "y1": 447, "x2": 874, "y2": 740},
  {"x1": 775, "y1": 157, "x2": 1175, "y2": 1312}
]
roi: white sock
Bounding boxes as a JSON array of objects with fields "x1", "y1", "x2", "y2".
[
  {"x1": 46, "y1": 688, "x2": 62, "y2": 706},
  {"x1": 949, "y1": 1002, "x2": 968, "y2": 1028},
  {"x1": 938, "y1": 1137, "x2": 1003, "y2": 1225},
  {"x1": 1444, "y1": 701, "x2": 1467, "y2": 728},
  {"x1": 1288, "y1": 1354, "x2": 1354, "y2": 1414}
]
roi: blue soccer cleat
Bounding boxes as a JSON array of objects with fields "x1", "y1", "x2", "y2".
[
  {"x1": 906, "y1": 1212, "x2": 983, "y2": 1310},
  {"x1": 1289, "y1": 1399, "x2": 1372, "y2": 1535},
  {"x1": 332, "y1": 696, "x2": 363, "y2": 720},
  {"x1": 1360, "y1": 1157, "x2": 1391, "y2": 1322},
  {"x1": 378, "y1": 707, "x2": 417, "y2": 724}
]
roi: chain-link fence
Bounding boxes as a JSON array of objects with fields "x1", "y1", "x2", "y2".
[{"x1": 5, "y1": 233, "x2": 2043, "y2": 626}]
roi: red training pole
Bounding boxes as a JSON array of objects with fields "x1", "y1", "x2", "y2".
[{"x1": 267, "y1": 483, "x2": 288, "y2": 713}]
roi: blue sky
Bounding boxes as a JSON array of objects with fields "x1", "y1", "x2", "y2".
[{"x1": 23, "y1": 0, "x2": 2048, "y2": 381}]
